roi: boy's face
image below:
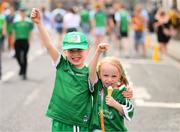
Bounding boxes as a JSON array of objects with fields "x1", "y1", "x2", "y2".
[
  {"x1": 99, "y1": 63, "x2": 120, "y2": 88},
  {"x1": 64, "y1": 48, "x2": 89, "y2": 68}
]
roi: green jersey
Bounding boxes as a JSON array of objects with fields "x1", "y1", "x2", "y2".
[
  {"x1": 80, "y1": 9, "x2": 90, "y2": 24},
  {"x1": 46, "y1": 55, "x2": 92, "y2": 127},
  {"x1": 94, "y1": 11, "x2": 106, "y2": 27},
  {"x1": 119, "y1": 10, "x2": 129, "y2": 32},
  {"x1": 6, "y1": 15, "x2": 15, "y2": 34},
  {"x1": 7, "y1": 20, "x2": 14, "y2": 34},
  {"x1": 12, "y1": 18, "x2": 33, "y2": 40},
  {"x1": 90, "y1": 80, "x2": 134, "y2": 131},
  {"x1": 0, "y1": 14, "x2": 6, "y2": 38}
]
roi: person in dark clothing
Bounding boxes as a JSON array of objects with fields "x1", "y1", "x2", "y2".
[
  {"x1": 154, "y1": 8, "x2": 176, "y2": 57},
  {"x1": 12, "y1": 8, "x2": 33, "y2": 80}
]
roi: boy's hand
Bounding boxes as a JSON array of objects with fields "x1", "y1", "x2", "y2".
[
  {"x1": 31, "y1": 8, "x2": 41, "y2": 24},
  {"x1": 122, "y1": 85, "x2": 133, "y2": 99},
  {"x1": 97, "y1": 43, "x2": 109, "y2": 53}
]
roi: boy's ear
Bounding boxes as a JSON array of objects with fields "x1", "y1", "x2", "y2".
[
  {"x1": 83, "y1": 48, "x2": 90, "y2": 55},
  {"x1": 63, "y1": 50, "x2": 67, "y2": 55}
]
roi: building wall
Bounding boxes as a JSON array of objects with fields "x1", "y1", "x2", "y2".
[
  {"x1": 162, "y1": 0, "x2": 173, "y2": 10},
  {"x1": 177, "y1": 1, "x2": 180, "y2": 10},
  {"x1": 20, "y1": 0, "x2": 50, "y2": 9},
  {"x1": 162, "y1": 0, "x2": 180, "y2": 10}
]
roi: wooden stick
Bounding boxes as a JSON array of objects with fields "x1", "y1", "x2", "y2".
[{"x1": 100, "y1": 109, "x2": 105, "y2": 132}]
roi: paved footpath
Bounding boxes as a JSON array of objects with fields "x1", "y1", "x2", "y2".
[
  {"x1": 167, "y1": 39, "x2": 180, "y2": 61},
  {"x1": 147, "y1": 33, "x2": 180, "y2": 61}
]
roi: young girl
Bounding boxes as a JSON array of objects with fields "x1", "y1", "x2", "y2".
[{"x1": 89, "y1": 43, "x2": 134, "y2": 132}]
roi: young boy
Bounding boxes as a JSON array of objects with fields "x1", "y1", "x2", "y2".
[{"x1": 31, "y1": 8, "x2": 92, "y2": 131}]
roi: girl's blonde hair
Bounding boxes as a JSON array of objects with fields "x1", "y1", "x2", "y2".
[{"x1": 97, "y1": 57, "x2": 129, "y2": 85}]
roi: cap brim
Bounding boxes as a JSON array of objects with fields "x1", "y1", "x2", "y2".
[{"x1": 62, "y1": 44, "x2": 88, "y2": 50}]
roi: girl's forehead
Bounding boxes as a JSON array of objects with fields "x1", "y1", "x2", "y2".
[
  {"x1": 101, "y1": 63, "x2": 119, "y2": 72},
  {"x1": 101, "y1": 62, "x2": 116, "y2": 67}
]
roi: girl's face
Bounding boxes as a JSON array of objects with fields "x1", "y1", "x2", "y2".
[
  {"x1": 99, "y1": 63, "x2": 121, "y2": 88},
  {"x1": 64, "y1": 48, "x2": 89, "y2": 68}
]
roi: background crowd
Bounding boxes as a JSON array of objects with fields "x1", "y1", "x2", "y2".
[{"x1": 0, "y1": 1, "x2": 180, "y2": 80}]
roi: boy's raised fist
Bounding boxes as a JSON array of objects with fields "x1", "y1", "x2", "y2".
[{"x1": 31, "y1": 8, "x2": 40, "y2": 24}]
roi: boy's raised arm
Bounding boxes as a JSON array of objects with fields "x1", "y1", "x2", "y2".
[
  {"x1": 31, "y1": 8, "x2": 59, "y2": 62},
  {"x1": 89, "y1": 43, "x2": 109, "y2": 84}
]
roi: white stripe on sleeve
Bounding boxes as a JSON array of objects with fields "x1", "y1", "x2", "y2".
[{"x1": 52, "y1": 54, "x2": 61, "y2": 67}]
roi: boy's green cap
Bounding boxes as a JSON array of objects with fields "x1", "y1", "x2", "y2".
[{"x1": 62, "y1": 32, "x2": 88, "y2": 50}]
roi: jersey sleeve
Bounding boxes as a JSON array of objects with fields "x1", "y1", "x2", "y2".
[
  {"x1": 88, "y1": 73, "x2": 99, "y2": 93},
  {"x1": 52, "y1": 54, "x2": 61, "y2": 67},
  {"x1": 54, "y1": 54, "x2": 65, "y2": 69},
  {"x1": 88, "y1": 78, "x2": 94, "y2": 93},
  {"x1": 117, "y1": 85, "x2": 134, "y2": 121},
  {"x1": 121, "y1": 99, "x2": 134, "y2": 121}
]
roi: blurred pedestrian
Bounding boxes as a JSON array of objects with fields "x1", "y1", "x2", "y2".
[
  {"x1": 106, "y1": 7, "x2": 116, "y2": 43},
  {"x1": 52, "y1": 4, "x2": 66, "y2": 49},
  {"x1": 41, "y1": 6, "x2": 52, "y2": 32},
  {"x1": 0, "y1": 13, "x2": 7, "y2": 80},
  {"x1": 6, "y1": 6, "x2": 15, "y2": 56},
  {"x1": 168, "y1": 7, "x2": 180, "y2": 29},
  {"x1": 132, "y1": 5, "x2": 146, "y2": 57},
  {"x1": 154, "y1": 8, "x2": 176, "y2": 57},
  {"x1": 91, "y1": 3, "x2": 107, "y2": 48},
  {"x1": 115, "y1": 3, "x2": 131, "y2": 57},
  {"x1": 141, "y1": 7, "x2": 149, "y2": 28},
  {"x1": 89, "y1": 43, "x2": 134, "y2": 131},
  {"x1": 80, "y1": 6, "x2": 90, "y2": 35},
  {"x1": 148, "y1": 5, "x2": 158, "y2": 33},
  {"x1": 63, "y1": 7, "x2": 81, "y2": 33},
  {"x1": 12, "y1": 7, "x2": 33, "y2": 80}
]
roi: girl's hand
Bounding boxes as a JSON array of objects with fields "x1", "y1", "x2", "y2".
[
  {"x1": 106, "y1": 96, "x2": 117, "y2": 107},
  {"x1": 122, "y1": 85, "x2": 133, "y2": 99},
  {"x1": 31, "y1": 8, "x2": 41, "y2": 24},
  {"x1": 97, "y1": 43, "x2": 109, "y2": 53},
  {"x1": 106, "y1": 95, "x2": 124, "y2": 114}
]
